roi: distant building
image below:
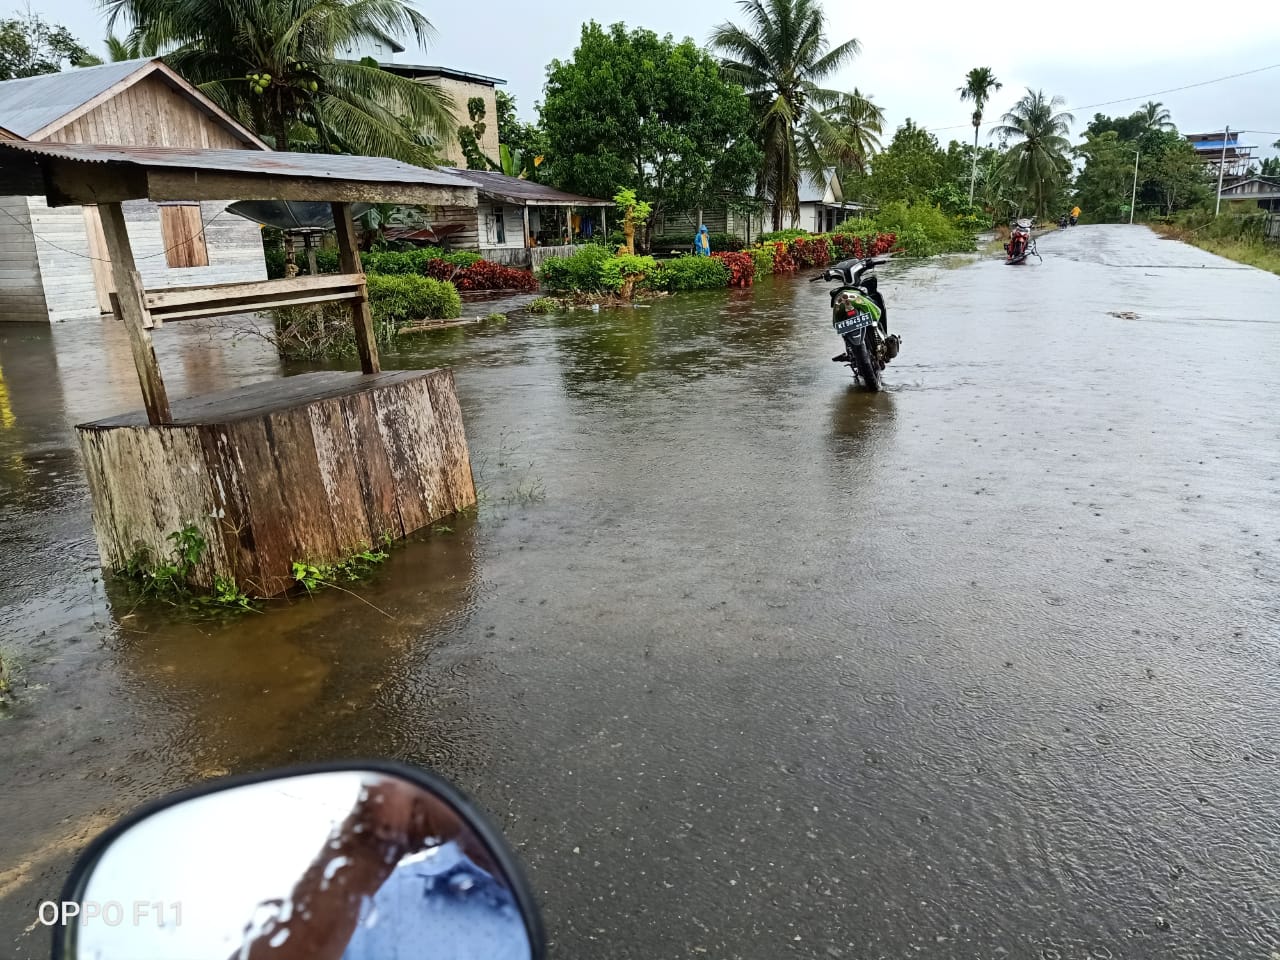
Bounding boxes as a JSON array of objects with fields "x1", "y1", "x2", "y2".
[
  {"x1": 339, "y1": 31, "x2": 405, "y2": 64},
  {"x1": 786, "y1": 168, "x2": 865, "y2": 234},
  {"x1": 378, "y1": 64, "x2": 506, "y2": 168},
  {"x1": 1186, "y1": 131, "x2": 1256, "y2": 182},
  {"x1": 1217, "y1": 177, "x2": 1280, "y2": 213}
]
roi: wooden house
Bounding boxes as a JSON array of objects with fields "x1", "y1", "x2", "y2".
[
  {"x1": 429, "y1": 168, "x2": 611, "y2": 269},
  {"x1": 0, "y1": 58, "x2": 270, "y2": 324}
]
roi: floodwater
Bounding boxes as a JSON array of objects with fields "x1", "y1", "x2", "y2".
[{"x1": 2, "y1": 225, "x2": 1279, "y2": 958}]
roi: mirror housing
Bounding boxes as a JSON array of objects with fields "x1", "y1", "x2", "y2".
[{"x1": 50, "y1": 761, "x2": 545, "y2": 960}]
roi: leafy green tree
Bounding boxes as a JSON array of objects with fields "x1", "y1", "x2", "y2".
[
  {"x1": 958, "y1": 67, "x2": 1002, "y2": 205},
  {"x1": 710, "y1": 0, "x2": 861, "y2": 230},
  {"x1": 541, "y1": 22, "x2": 761, "y2": 250},
  {"x1": 104, "y1": 0, "x2": 454, "y2": 161},
  {"x1": 862, "y1": 120, "x2": 946, "y2": 206},
  {"x1": 1073, "y1": 131, "x2": 1136, "y2": 221},
  {"x1": 1139, "y1": 131, "x2": 1210, "y2": 215},
  {"x1": 494, "y1": 91, "x2": 550, "y2": 181},
  {"x1": 994, "y1": 89, "x2": 1074, "y2": 217},
  {"x1": 0, "y1": 14, "x2": 97, "y2": 78},
  {"x1": 1086, "y1": 112, "x2": 1146, "y2": 143}
]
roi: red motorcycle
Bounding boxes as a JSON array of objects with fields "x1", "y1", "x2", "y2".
[{"x1": 1005, "y1": 217, "x2": 1039, "y2": 265}]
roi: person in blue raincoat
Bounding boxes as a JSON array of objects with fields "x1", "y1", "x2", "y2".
[{"x1": 693, "y1": 225, "x2": 710, "y2": 256}]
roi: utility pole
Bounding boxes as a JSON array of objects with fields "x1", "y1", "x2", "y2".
[
  {"x1": 1129, "y1": 150, "x2": 1140, "y2": 225},
  {"x1": 1215, "y1": 125, "x2": 1230, "y2": 217}
]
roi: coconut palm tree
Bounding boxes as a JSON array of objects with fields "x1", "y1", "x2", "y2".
[
  {"x1": 710, "y1": 0, "x2": 861, "y2": 230},
  {"x1": 958, "y1": 67, "x2": 1002, "y2": 206},
  {"x1": 1135, "y1": 100, "x2": 1175, "y2": 132},
  {"x1": 993, "y1": 89, "x2": 1074, "y2": 217},
  {"x1": 807, "y1": 88, "x2": 884, "y2": 178},
  {"x1": 104, "y1": 31, "x2": 159, "y2": 60},
  {"x1": 103, "y1": 0, "x2": 454, "y2": 163}
]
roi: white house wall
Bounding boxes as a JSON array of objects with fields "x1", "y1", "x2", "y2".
[
  {"x1": 30, "y1": 198, "x2": 267, "y2": 323},
  {"x1": 0, "y1": 196, "x2": 48, "y2": 323},
  {"x1": 477, "y1": 200, "x2": 526, "y2": 249}
]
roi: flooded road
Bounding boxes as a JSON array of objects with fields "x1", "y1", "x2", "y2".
[{"x1": 2, "y1": 225, "x2": 1279, "y2": 958}]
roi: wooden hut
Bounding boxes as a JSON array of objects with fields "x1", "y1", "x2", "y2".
[
  {"x1": 0, "y1": 141, "x2": 481, "y2": 598},
  {"x1": 0, "y1": 59, "x2": 271, "y2": 324}
]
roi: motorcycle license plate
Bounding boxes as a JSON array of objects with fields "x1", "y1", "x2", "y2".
[{"x1": 834, "y1": 311, "x2": 874, "y2": 336}]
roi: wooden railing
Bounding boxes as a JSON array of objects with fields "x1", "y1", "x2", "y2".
[{"x1": 139, "y1": 273, "x2": 367, "y2": 328}]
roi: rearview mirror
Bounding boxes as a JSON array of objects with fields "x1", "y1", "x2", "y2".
[{"x1": 51, "y1": 763, "x2": 545, "y2": 960}]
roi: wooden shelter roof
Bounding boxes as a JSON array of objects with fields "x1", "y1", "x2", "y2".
[{"x1": 0, "y1": 141, "x2": 477, "y2": 207}]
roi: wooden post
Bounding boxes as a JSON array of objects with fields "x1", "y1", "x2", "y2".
[
  {"x1": 522, "y1": 205, "x2": 531, "y2": 248},
  {"x1": 304, "y1": 233, "x2": 319, "y2": 275},
  {"x1": 331, "y1": 202, "x2": 380, "y2": 375},
  {"x1": 97, "y1": 201, "x2": 171, "y2": 424}
]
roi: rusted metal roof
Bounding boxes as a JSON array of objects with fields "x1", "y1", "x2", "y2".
[
  {"x1": 441, "y1": 168, "x2": 609, "y2": 206},
  {"x1": 0, "y1": 140, "x2": 475, "y2": 188},
  {"x1": 0, "y1": 59, "x2": 153, "y2": 139}
]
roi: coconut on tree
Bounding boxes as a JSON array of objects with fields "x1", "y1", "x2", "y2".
[
  {"x1": 103, "y1": 0, "x2": 455, "y2": 162},
  {"x1": 958, "y1": 67, "x2": 1002, "y2": 205},
  {"x1": 711, "y1": 0, "x2": 861, "y2": 231}
]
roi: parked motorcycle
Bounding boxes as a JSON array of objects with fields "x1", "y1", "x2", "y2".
[
  {"x1": 811, "y1": 256, "x2": 901, "y2": 391},
  {"x1": 1057, "y1": 213, "x2": 1069, "y2": 228},
  {"x1": 1005, "y1": 218, "x2": 1040, "y2": 265},
  {"x1": 46, "y1": 762, "x2": 546, "y2": 960}
]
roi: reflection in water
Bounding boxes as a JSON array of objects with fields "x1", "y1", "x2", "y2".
[{"x1": 103, "y1": 518, "x2": 484, "y2": 775}]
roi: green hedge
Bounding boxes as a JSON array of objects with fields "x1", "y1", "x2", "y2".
[
  {"x1": 838, "y1": 202, "x2": 976, "y2": 257},
  {"x1": 264, "y1": 245, "x2": 480, "y2": 280},
  {"x1": 652, "y1": 256, "x2": 730, "y2": 291},
  {"x1": 365, "y1": 274, "x2": 461, "y2": 326},
  {"x1": 538, "y1": 244, "x2": 615, "y2": 292}
]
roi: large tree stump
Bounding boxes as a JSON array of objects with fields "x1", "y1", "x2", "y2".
[{"x1": 77, "y1": 369, "x2": 475, "y2": 597}]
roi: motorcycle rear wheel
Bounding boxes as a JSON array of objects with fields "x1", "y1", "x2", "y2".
[{"x1": 849, "y1": 337, "x2": 882, "y2": 392}]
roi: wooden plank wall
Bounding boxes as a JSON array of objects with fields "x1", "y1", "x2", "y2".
[
  {"x1": 42, "y1": 73, "x2": 248, "y2": 149},
  {"x1": 77, "y1": 369, "x2": 477, "y2": 597},
  {"x1": 30, "y1": 197, "x2": 268, "y2": 322},
  {"x1": 0, "y1": 195, "x2": 48, "y2": 322},
  {"x1": 428, "y1": 204, "x2": 481, "y2": 251}
]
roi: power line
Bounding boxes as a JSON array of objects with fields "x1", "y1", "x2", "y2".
[{"x1": 920, "y1": 62, "x2": 1280, "y2": 135}]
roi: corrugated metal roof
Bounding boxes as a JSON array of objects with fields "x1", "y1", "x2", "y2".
[
  {"x1": 0, "y1": 141, "x2": 477, "y2": 188},
  {"x1": 0, "y1": 59, "x2": 154, "y2": 138},
  {"x1": 378, "y1": 64, "x2": 506, "y2": 86},
  {"x1": 799, "y1": 167, "x2": 838, "y2": 204},
  {"x1": 440, "y1": 167, "x2": 607, "y2": 206}
]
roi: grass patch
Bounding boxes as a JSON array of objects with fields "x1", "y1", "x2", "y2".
[
  {"x1": 526, "y1": 297, "x2": 558, "y2": 314},
  {"x1": 1150, "y1": 223, "x2": 1280, "y2": 275},
  {"x1": 120, "y1": 525, "x2": 257, "y2": 613}
]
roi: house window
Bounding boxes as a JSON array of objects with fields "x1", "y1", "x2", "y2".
[
  {"x1": 493, "y1": 206, "x2": 506, "y2": 244},
  {"x1": 159, "y1": 203, "x2": 209, "y2": 268}
]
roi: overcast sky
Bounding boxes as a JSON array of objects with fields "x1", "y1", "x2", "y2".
[{"x1": 36, "y1": 0, "x2": 1280, "y2": 157}]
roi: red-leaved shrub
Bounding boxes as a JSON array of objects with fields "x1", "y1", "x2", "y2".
[
  {"x1": 711, "y1": 251, "x2": 755, "y2": 287},
  {"x1": 770, "y1": 241, "x2": 798, "y2": 274},
  {"x1": 412, "y1": 257, "x2": 538, "y2": 291}
]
